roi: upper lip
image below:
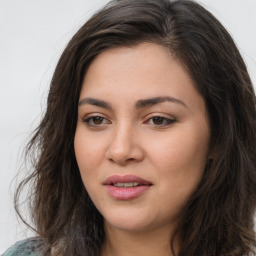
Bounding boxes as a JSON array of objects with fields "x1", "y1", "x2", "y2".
[{"x1": 103, "y1": 175, "x2": 152, "y2": 185}]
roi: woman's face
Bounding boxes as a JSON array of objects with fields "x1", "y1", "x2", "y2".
[{"x1": 74, "y1": 43, "x2": 211, "y2": 233}]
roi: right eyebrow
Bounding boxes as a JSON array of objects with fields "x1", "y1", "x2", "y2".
[{"x1": 78, "y1": 97, "x2": 112, "y2": 110}]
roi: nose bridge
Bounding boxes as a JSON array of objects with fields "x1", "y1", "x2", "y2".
[
  {"x1": 111, "y1": 121, "x2": 133, "y2": 155},
  {"x1": 106, "y1": 119, "x2": 143, "y2": 164}
]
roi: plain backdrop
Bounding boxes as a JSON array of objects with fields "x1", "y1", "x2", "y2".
[{"x1": 0, "y1": 0, "x2": 256, "y2": 253}]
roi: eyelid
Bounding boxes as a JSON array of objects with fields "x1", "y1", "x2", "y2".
[
  {"x1": 82, "y1": 112, "x2": 104, "y2": 117},
  {"x1": 81, "y1": 112, "x2": 110, "y2": 120},
  {"x1": 144, "y1": 112, "x2": 175, "y2": 120}
]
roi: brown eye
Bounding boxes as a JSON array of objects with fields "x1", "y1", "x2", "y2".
[
  {"x1": 147, "y1": 116, "x2": 175, "y2": 126},
  {"x1": 82, "y1": 116, "x2": 110, "y2": 126},
  {"x1": 152, "y1": 116, "x2": 165, "y2": 125},
  {"x1": 92, "y1": 116, "x2": 104, "y2": 125}
]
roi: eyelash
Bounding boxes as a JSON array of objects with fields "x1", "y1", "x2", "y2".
[
  {"x1": 145, "y1": 116, "x2": 175, "y2": 126},
  {"x1": 82, "y1": 115, "x2": 175, "y2": 128}
]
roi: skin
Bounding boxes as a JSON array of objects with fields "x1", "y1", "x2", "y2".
[{"x1": 74, "y1": 43, "x2": 211, "y2": 256}]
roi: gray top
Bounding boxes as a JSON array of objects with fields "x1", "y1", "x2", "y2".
[{"x1": 2, "y1": 238, "x2": 45, "y2": 256}]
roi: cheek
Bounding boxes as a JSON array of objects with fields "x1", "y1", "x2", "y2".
[
  {"x1": 147, "y1": 128, "x2": 209, "y2": 218},
  {"x1": 74, "y1": 128, "x2": 108, "y2": 192},
  {"x1": 74, "y1": 128, "x2": 106, "y2": 202},
  {"x1": 74, "y1": 127, "x2": 105, "y2": 169},
  {"x1": 148, "y1": 124, "x2": 209, "y2": 187}
]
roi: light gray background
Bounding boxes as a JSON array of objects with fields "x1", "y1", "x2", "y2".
[{"x1": 1, "y1": 0, "x2": 256, "y2": 253}]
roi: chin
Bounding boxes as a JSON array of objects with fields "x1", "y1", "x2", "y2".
[
  {"x1": 105, "y1": 220, "x2": 153, "y2": 233},
  {"x1": 103, "y1": 210, "x2": 149, "y2": 231},
  {"x1": 102, "y1": 208, "x2": 173, "y2": 234}
]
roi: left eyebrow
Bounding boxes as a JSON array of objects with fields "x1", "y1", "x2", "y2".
[{"x1": 135, "y1": 96, "x2": 188, "y2": 109}]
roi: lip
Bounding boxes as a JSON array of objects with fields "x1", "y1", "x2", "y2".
[
  {"x1": 103, "y1": 174, "x2": 152, "y2": 185},
  {"x1": 103, "y1": 175, "x2": 152, "y2": 200}
]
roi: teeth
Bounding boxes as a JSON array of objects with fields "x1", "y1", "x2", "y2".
[{"x1": 113, "y1": 182, "x2": 140, "y2": 188}]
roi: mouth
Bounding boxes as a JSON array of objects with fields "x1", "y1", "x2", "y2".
[
  {"x1": 112, "y1": 182, "x2": 141, "y2": 188},
  {"x1": 103, "y1": 175, "x2": 152, "y2": 200},
  {"x1": 103, "y1": 174, "x2": 152, "y2": 186}
]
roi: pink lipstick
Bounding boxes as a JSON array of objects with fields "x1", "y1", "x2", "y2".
[{"x1": 103, "y1": 175, "x2": 152, "y2": 200}]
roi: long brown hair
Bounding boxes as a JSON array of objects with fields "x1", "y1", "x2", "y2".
[{"x1": 15, "y1": 0, "x2": 256, "y2": 255}]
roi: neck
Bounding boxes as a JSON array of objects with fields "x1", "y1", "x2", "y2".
[{"x1": 101, "y1": 223, "x2": 179, "y2": 256}]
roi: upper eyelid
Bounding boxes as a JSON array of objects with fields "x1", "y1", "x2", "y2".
[
  {"x1": 81, "y1": 112, "x2": 110, "y2": 119},
  {"x1": 145, "y1": 116, "x2": 175, "y2": 123},
  {"x1": 144, "y1": 112, "x2": 175, "y2": 120},
  {"x1": 82, "y1": 115, "x2": 110, "y2": 121}
]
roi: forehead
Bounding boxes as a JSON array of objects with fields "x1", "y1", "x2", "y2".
[{"x1": 80, "y1": 43, "x2": 204, "y2": 111}]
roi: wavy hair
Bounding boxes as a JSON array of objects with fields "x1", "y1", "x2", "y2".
[{"x1": 15, "y1": 0, "x2": 256, "y2": 255}]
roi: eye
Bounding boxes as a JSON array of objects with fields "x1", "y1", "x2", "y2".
[
  {"x1": 147, "y1": 116, "x2": 175, "y2": 126},
  {"x1": 82, "y1": 116, "x2": 110, "y2": 126}
]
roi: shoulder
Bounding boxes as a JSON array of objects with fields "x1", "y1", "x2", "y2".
[{"x1": 2, "y1": 237, "x2": 46, "y2": 256}]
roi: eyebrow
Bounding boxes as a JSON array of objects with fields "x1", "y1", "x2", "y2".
[
  {"x1": 78, "y1": 97, "x2": 112, "y2": 109},
  {"x1": 78, "y1": 96, "x2": 187, "y2": 109},
  {"x1": 135, "y1": 96, "x2": 187, "y2": 108}
]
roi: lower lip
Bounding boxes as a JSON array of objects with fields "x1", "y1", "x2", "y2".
[{"x1": 105, "y1": 185, "x2": 151, "y2": 200}]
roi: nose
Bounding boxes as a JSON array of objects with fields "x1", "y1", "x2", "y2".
[{"x1": 105, "y1": 123, "x2": 144, "y2": 166}]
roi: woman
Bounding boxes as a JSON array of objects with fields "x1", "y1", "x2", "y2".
[{"x1": 3, "y1": 0, "x2": 256, "y2": 255}]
